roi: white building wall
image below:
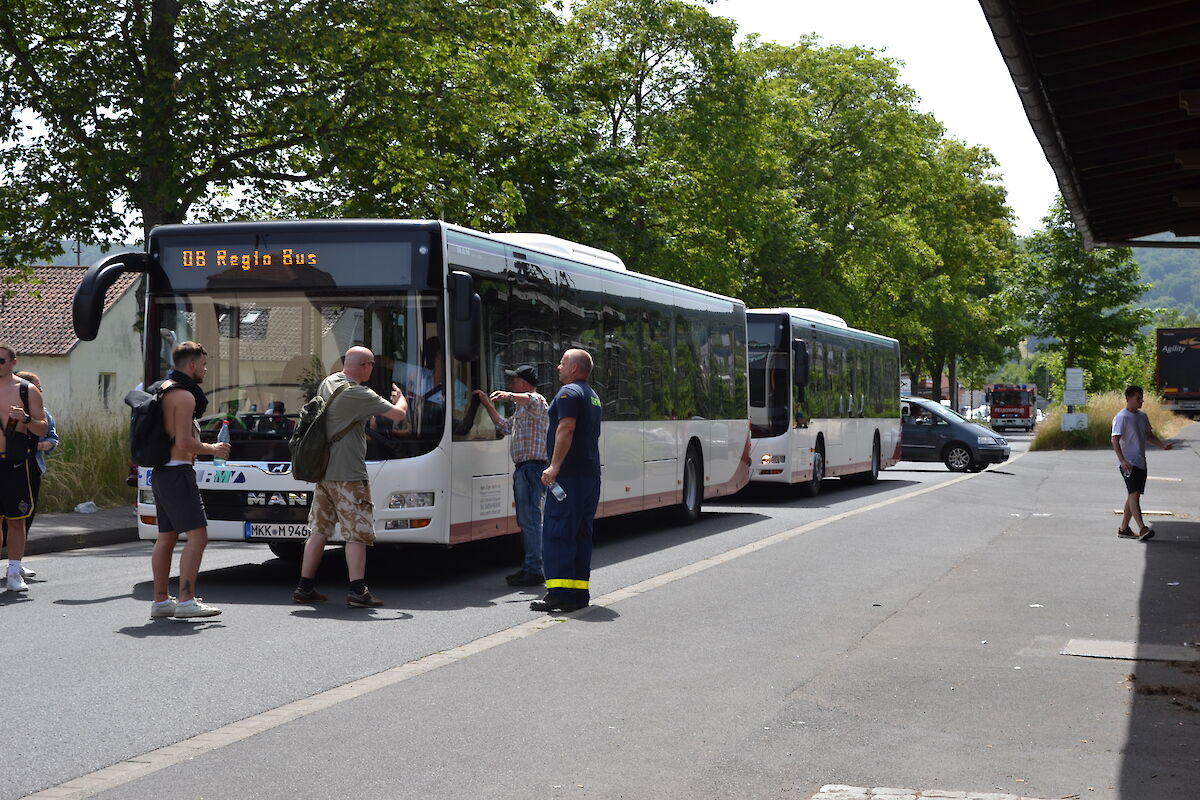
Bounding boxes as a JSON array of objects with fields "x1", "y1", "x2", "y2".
[{"x1": 21, "y1": 289, "x2": 142, "y2": 415}]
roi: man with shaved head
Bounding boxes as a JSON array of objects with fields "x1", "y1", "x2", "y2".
[
  {"x1": 293, "y1": 346, "x2": 408, "y2": 608},
  {"x1": 532, "y1": 348, "x2": 603, "y2": 614}
]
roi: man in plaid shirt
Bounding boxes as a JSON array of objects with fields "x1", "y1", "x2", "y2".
[{"x1": 475, "y1": 365, "x2": 550, "y2": 586}]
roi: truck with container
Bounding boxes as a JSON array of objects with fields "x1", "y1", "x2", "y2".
[{"x1": 1156, "y1": 327, "x2": 1200, "y2": 415}]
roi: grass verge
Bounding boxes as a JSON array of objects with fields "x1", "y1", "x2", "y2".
[
  {"x1": 1030, "y1": 392, "x2": 1192, "y2": 451},
  {"x1": 39, "y1": 409, "x2": 135, "y2": 512}
]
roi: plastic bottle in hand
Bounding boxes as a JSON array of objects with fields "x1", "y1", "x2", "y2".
[
  {"x1": 549, "y1": 481, "x2": 567, "y2": 501},
  {"x1": 214, "y1": 420, "x2": 230, "y2": 467}
]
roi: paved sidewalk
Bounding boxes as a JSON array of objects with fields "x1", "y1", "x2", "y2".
[{"x1": 1, "y1": 505, "x2": 137, "y2": 557}]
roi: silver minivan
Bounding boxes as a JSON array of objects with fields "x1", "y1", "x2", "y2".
[{"x1": 900, "y1": 396, "x2": 1010, "y2": 472}]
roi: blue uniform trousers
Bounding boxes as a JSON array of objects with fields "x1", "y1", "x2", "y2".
[{"x1": 542, "y1": 475, "x2": 601, "y2": 607}]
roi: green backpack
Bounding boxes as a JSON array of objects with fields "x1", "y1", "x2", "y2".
[{"x1": 288, "y1": 382, "x2": 360, "y2": 482}]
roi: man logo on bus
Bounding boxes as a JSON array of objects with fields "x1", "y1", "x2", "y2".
[{"x1": 246, "y1": 492, "x2": 309, "y2": 507}]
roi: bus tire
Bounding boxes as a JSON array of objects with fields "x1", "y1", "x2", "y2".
[
  {"x1": 676, "y1": 443, "x2": 703, "y2": 525},
  {"x1": 798, "y1": 442, "x2": 825, "y2": 497},
  {"x1": 859, "y1": 435, "x2": 881, "y2": 484},
  {"x1": 268, "y1": 540, "x2": 305, "y2": 561},
  {"x1": 943, "y1": 443, "x2": 973, "y2": 472}
]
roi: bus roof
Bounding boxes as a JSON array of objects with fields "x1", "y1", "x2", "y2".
[{"x1": 749, "y1": 307, "x2": 899, "y2": 346}]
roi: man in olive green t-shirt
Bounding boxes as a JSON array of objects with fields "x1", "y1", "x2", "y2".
[{"x1": 293, "y1": 346, "x2": 408, "y2": 608}]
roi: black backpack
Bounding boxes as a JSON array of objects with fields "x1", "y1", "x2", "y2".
[{"x1": 124, "y1": 381, "x2": 175, "y2": 468}]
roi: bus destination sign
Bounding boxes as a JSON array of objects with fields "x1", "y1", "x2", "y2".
[{"x1": 153, "y1": 229, "x2": 432, "y2": 291}]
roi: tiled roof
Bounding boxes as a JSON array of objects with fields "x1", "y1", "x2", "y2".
[{"x1": 0, "y1": 266, "x2": 139, "y2": 356}]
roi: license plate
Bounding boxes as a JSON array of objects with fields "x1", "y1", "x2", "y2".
[{"x1": 244, "y1": 522, "x2": 310, "y2": 539}]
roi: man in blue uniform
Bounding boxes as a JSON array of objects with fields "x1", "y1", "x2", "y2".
[{"x1": 532, "y1": 348, "x2": 602, "y2": 613}]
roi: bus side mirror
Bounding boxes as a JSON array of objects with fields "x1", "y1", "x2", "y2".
[
  {"x1": 792, "y1": 339, "x2": 809, "y2": 387},
  {"x1": 449, "y1": 270, "x2": 481, "y2": 362},
  {"x1": 72, "y1": 252, "x2": 149, "y2": 341}
]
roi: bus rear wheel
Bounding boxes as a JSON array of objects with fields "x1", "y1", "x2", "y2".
[{"x1": 676, "y1": 444, "x2": 702, "y2": 524}]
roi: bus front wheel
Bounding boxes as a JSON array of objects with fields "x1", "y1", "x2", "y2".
[
  {"x1": 799, "y1": 448, "x2": 824, "y2": 497},
  {"x1": 268, "y1": 540, "x2": 305, "y2": 561}
]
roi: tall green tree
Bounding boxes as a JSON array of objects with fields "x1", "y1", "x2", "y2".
[
  {"x1": 1017, "y1": 197, "x2": 1150, "y2": 392},
  {"x1": 0, "y1": 0, "x2": 552, "y2": 272}
]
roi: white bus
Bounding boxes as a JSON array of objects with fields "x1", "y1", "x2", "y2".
[
  {"x1": 747, "y1": 308, "x2": 901, "y2": 495},
  {"x1": 73, "y1": 220, "x2": 750, "y2": 556}
]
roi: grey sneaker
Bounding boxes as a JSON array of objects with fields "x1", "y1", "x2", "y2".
[
  {"x1": 173, "y1": 598, "x2": 222, "y2": 618},
  {"x1": 293, "y1": 587, "x2": 328, "y2": 604},
  {"x1": 150, "y1": 597, "x2": 178, "y2": 618},
  {"x1": 346, "y1": 589, "x2": 383, "y2": 608}
]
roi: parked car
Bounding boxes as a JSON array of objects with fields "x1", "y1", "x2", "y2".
[{"x1": 900, "y1": 395, "x2": 1010, "y2": 472}]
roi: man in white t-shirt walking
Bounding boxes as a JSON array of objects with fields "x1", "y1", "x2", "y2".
[{"x1": 1111, "y1": 385, "x2": 1174, "y2": 541}]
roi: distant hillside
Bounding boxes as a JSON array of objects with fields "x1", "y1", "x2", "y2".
[
  {"x1": 46, "y1": 242, "x2": 137, "y2": 267},
  {"x1": 1130, "y1": 237, "x2": 1200, "y2": 317}
]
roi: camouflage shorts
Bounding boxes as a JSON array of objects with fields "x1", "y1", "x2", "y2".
[{"x1": 308, "y1": 480, "x2": 375, "y2": 545}]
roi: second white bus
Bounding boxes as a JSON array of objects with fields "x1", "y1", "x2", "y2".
[{"x1": 747, "y1": 308, "x2": 901, "y2": 494}]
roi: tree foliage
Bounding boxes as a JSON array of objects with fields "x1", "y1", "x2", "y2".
[
  {"x1": 1016, "y1": 197, "x2": 1150, "y2": 392},
  {"x1": 0, "y1": 0, "x2": 1025, "y2": 393}
]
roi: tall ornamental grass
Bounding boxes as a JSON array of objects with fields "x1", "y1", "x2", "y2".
[
  {"x1": 1030, "y1": 391, "x2": 1192, "y2": 451},
  {"x1": 39, "y1": 407, "x2": 135, "y2": 512}
]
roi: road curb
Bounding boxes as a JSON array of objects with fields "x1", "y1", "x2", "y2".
[{"x1": 3, "y1": 526, "x2": 140, "y2": 558}]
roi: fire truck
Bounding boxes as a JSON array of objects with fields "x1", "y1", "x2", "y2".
[{"x1": 986, "y1": 383, "x2": 1037, "y2": 431}]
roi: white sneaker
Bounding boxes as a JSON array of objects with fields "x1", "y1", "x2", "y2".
[
  {"x1": 150, "y1": 597, "x2": 178, "y2": 618},
  {"x1": 20, "y1": 566, "x2": 35, "y2": 579},
  {"x1": 6, "y1": 569, "x2": 28, "y2": 593},
  {"x1": 173, "y1": 598, "x2": 222, "y2": 618}
]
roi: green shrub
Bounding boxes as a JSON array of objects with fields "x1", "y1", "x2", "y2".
[
  {"x1": 39, "y1": 409, "x2": 135, "y2": 512},
  {"x1": 1030, "y1": 391, "x2": 1190, "y2": 451}
]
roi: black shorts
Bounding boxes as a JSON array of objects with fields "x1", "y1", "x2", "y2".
[
  {"x1": 1120, "y1": 464, "x2": 1148, "y2": 495},
  {"x1": 0, "y1": 460, "x2": 34, "y2": 520},
  {"x1": 151, "y1": 464, "x2": 208, "y2": 534}
]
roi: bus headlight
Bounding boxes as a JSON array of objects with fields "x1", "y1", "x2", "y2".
[
  {"x1": 389, "y1": 491, "x2": 434, "y2": 509},
  {"x1": 139, "y1": 489, "x2": 155, "y2": 505},
  {"x1": 760, "y1": 454, "x2": 786, "y2": 465}
]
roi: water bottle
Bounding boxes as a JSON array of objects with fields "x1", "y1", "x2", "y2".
[
  {"x1": 214, "y1": 420, "x2": 230, "y2": 467},
  {"x1": 549, "y1": 481, "x2": 567, "y2": 501}
]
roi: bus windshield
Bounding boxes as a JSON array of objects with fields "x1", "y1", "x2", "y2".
[{"x1": 150, "y1": 290, "x2": 446, "y2": 461}]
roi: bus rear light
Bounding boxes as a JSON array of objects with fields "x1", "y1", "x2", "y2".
[
  {"x1": 138, "y1": 489, "x2": 155, "y2": 505},
  {"x1": 384, "y1": 518, "x2": 431, "y2": 530},
  {"x1": 140, "y1": 515, "x2": 157, "y2": 526}
]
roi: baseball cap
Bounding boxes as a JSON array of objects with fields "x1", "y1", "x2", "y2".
[{"x1": 504, "y1": 365, "x2": 539, "y2": 385}]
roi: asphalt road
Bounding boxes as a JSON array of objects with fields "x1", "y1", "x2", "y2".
[{"x1": 8, "y1": 429, "x2": 1200, "y2": 800}]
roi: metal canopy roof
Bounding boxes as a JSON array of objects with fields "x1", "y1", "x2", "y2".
[{"x1": 979, "y1": 0, "x2": 1200, "y2": 249}]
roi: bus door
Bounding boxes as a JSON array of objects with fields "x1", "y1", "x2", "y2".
[{"x1": 641, "y1": 284, "x2": 676, "y2": 507}]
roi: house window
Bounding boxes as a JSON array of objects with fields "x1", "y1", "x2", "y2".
[{"x1": 99, "y1": 372, "x2": 115, "y2": 409}]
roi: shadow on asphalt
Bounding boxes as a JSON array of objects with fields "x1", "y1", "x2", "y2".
[
  {"x1": 100, "y1": 505, "x2": 771, "y2": 614},
  {"x1": 1122, "y1": 518, "x2": 1200, "y2": 796}
]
